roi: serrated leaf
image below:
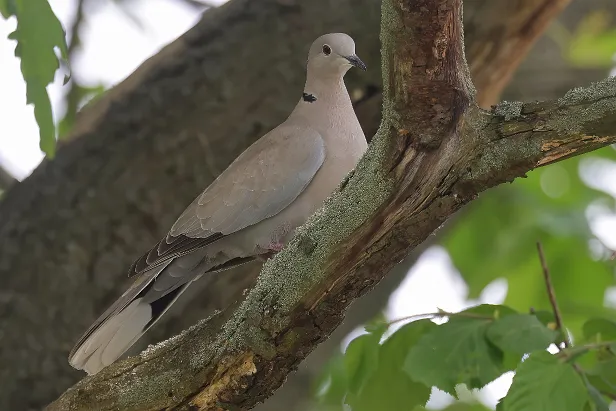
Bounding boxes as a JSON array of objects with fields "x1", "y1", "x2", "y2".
[
  {"x1": 503, "y1": 351, "x2": 589, "y2": 411},
  {"x1": 26, "y1": 80, "x2": 55, "y2": 156},
  {"x1": 9, "y1": 0, "x2": 68, "y2": 156},
  {"x1": 344, "y1": 334, "x2": 379, "y2": 395},
  {"x1": 487, "y1": 314, "x2": 559, "y2": 355},
  {"x1": 582, "y1": 318, "x2": 616, "y2": 343},
  {"x1": 404, "y1": 314, "x2": 505, "y2": 395}
]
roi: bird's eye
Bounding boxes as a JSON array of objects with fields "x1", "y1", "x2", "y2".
[{"x1": 322, "y1": 44, "x2": 332, "y2": 56}]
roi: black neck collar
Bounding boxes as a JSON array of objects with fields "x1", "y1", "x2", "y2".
[{"x1": 302, "y1": 92, "x2": 317, "y2": 103}]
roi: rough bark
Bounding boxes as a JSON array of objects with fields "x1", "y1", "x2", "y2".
[
  {"x1": 0, "y1": 0, "x2": 611, "y2": 409},
  {"x1": 47, "y1": 0, "x2": 616, "y2": 408},
  {"x1": 0, "y1": 164, "x2": 15, "y2": 190}
]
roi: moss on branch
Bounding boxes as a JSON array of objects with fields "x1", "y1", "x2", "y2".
[{"x1": 47, "y1": 2, "x2": 616, "y2": 411}]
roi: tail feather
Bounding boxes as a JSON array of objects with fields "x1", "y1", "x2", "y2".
[
  {"x1": 69, "y1": 277, "x2": 191, "y2": 375},
  {"x1": 69, "y1": 254, "x2": 256, "y2": 375},
  {"x1": 99, "y1": 299, "x2": 151, "y2": 371}
]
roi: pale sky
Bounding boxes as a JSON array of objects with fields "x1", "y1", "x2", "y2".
[{"x1": 0, "y1": 1, "x2": 614, "y2": 409}]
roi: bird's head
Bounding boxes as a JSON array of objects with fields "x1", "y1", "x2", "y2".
[{"x1": 307, "y1": 33, "x2": 366, "y2": 77}]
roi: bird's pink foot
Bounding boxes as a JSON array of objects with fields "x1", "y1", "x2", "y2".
[
  {"x1": 256, "y1": 242, "x2": 285, "y2": 262},
  {"x1": 267, "y1": 242, "x2": 285, "y2": 252}
]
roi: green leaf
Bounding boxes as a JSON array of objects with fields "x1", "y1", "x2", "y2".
[
  {"x1": 314, "y1": 354, "x2": 347, "y2": 407},
  {"x1": 347, "y1": 320, "x2": 433, "y2": 411},
  {"x1": 460, "y1": 304, "x2": 527, "y2": 369},
  {"x1": 382, "y1": 319, "x2": 437, "y2": 369},
  {"x1": 461, "y1": 304, "x2": 518, "y2": 319},
  {"x1": 0, "y1": 0, "x2": 15, "y2": 17},
  {"x1": 364, "y1": 312, "x2": 388, "y2": 338},
  {"x1": 445, "y1": 152, "x2": 615, "y2": 342},
  {"x1": 344, "y1": 333, "x2": 379, "y2": 395},
  {"x1": 8, "y1": 0, "x2": 69, "y2": 156},
  {"x1": 583, "y1": 376, "x2": 610, "y2": 411},
  {"x1": 1, "y1": 0, "x2": 9, "y2": 17},
  {"x1": 583, "y1": 318, "x2": 616, "y2": 343},
  {"x1": 441, "y1": 403, "x2": 494, "y2": 411},
  {"x1": 533, "y1": 310, "x2": 557, "y2": 329},
  {"x1": 487, "y1": 314, "x2": 559, "y2": 355},
  {"x1": 27, "y1": 80, "x2": 56, "y2": 156},
  {"x1": 345, "y1": 369, "x2": 429, "y2": 411},
  {"x1": 586, "y1": 357, "x2": 616, "y2": 397},
  {"x1": 404, "y1": 314, "x2": 505, "y2": 395},
  {"x1": 503, "y1": 351, "x2": 589, "y2": 411}
]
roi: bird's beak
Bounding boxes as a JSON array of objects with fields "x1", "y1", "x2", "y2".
[{"x1": 345, "y1": 54, "x2": 367, "y2": 71}]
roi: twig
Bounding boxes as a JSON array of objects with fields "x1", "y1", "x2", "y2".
[
  {"x1": 386, "y1": 309, "x2": 495, "y2": 327},
  {"x1": 600, "y1": 389, "x2": 616, "y2": 401},
  {"x1": 537, "y1": 242, "x2": 569, "y2": 348},
  {"x1": 558, "y1": 341, "x2": 616, "y2": 361}
]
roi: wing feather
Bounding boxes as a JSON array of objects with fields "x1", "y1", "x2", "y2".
[{"x1": 128, "y1": 124, "x2": 324, "y2": 276}]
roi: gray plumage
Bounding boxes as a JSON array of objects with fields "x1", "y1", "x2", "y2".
[{"x1": 69, "y1": 33, "x2": 368, "y2": 374}]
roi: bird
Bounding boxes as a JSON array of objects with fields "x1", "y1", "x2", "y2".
[{"x1": 69, "y1": 33, "x2": 368, "y2": 375}]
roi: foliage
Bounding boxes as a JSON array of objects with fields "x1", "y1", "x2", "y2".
[
  {"x1": 316, "y1": 150, "x2": 616, "y2": 410},
  {"x1": 316, "y1": 304, "x2": 616, "y2": 411},
  {"x1": 565, "y1": 11, "x2": 616, "y2": 68},
  {"x1": 445, "y1": 148, "x2": 616, "y2": 341},
  {"x1": 1, "y1": 0, "x2": 69, "y2": 157}
]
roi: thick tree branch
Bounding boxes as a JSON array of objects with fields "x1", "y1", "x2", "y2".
[
  {"x1": 48, "y1": 0, "x2": 616, "y2": 410},
  {"x1": 466, "y1": 0, "x2": 572, "y2": 107}
]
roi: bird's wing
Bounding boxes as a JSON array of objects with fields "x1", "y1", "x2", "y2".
[
  {"x1": 70, "y1": 124, "x2": 325, "y2": 370},
  {"x1": 128, "y1": 124, "x2": 325, "y2": 276}
]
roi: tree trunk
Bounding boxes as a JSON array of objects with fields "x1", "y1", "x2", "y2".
[{"x1": 0, "y1": 0, "x2": 611, "y2": 409}]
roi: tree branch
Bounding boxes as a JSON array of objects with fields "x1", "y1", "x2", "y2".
[
  {"x1": 536, "y1": 242, "x2": 569, "y2": 348},
  {"x1": 466, "y1": 0, "x2": 572, "y2": 107},
  {"x1": 47, "y1": 0, "x2": 616, "y2": 410}
]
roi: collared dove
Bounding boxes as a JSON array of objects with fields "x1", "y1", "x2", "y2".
[{"x1": 69, "y1": 33, "x2": 368, "y2": 375}]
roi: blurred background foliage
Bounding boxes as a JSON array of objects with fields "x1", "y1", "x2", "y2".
[
  {"x1": 1, "y1": 0, "x2": 616, "y2": 410},
  {"x1": 446, "y1": 147, "x2": 616, "y2": 340}
]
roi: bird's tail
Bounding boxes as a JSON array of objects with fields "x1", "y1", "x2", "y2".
[{"x1": 68, "y1": 261, "x2": 191, "y2": 375}]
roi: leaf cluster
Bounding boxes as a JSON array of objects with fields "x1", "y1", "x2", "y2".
[{"x1": 316, "y1": 305, "x2": 616, "y2": 411}]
